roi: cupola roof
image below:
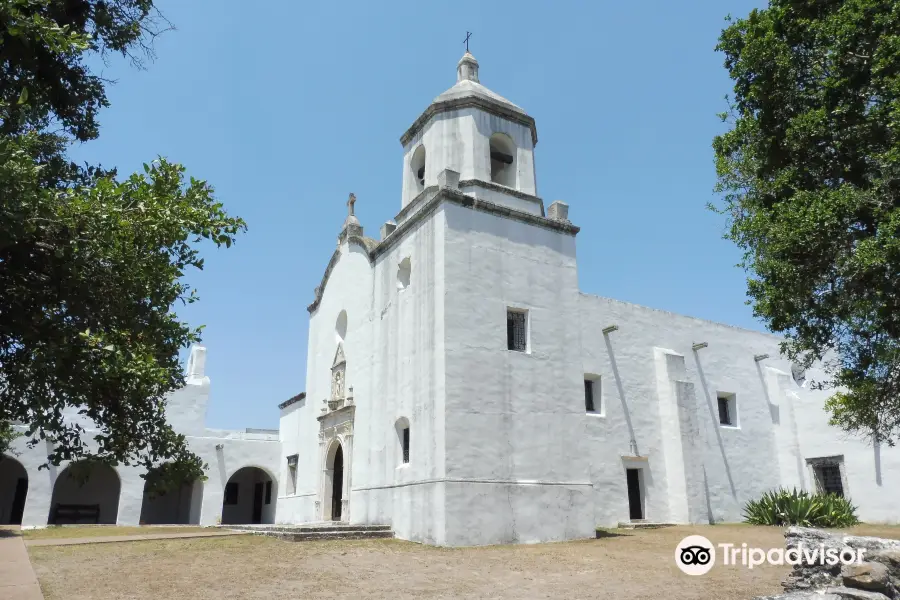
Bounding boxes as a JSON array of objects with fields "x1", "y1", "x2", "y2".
[
  {"x1": 400, "y1": 52, "x2": 537, "y2": 146},
  {"x1": 430, "y1": 51, "x2": 526, "y2": 115}
]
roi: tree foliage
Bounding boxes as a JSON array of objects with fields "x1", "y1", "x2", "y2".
[
  {"x1": 713, "y1": 0, "x2": 900, "y2": 443},
  {"x1": 0, "y1": 1, "x2": 245, "y2": 485},
  {"x1": 0, "y1": 421, "x2": 20, "y2": 458},
  {"x1": 1, "y1": 0, "x2": 163, "y2": 142}
]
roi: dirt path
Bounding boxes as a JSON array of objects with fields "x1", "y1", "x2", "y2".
[
  {"x1": 27, "y1": 524, "x2": 900, "y2": 600},
  {"x1": 25, "y1": 529, "x2": 248, "y2": 547}
]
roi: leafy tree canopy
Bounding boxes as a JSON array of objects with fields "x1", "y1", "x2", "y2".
[
  {"x1": 0, "y1": 0, "x2": 245, "y2": 490},
  {"x1": 714, "y1": 0, "x2": 900, "y2": 442}
]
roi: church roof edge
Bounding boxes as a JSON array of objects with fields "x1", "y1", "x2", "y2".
[
  {"x1": 577, "y1": 292, "x2": 785, "y2": 341},
  {"x1": 400, "y1": 94, "x2": 537, "y2": 147},
  {"x1": 278, "y1": 391, "x2": 306, "y2": 410},
  {"x1": 307, "y1": 188, "x2": 578, "y2": 313}
]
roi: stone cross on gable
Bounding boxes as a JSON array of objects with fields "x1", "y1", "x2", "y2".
[{"x1": 347, "y1": 193, "x2": 356, "y2": 217}]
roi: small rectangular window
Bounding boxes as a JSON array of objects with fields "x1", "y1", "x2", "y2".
[
  {"x1": 584, "y1": 380, "x2": 595, "y2": 412},
  {"x1": 265, "y1": 480, "x2": 272, "y2": 504},
  {"x1": 717, "y1": 396, "x2": 730, "y2": 425},
  {"x1": 717, "y1": 393, "x2": 736, "y2": 426},
  {"x1": 402, "y1": 427, "x2": 410, "y2": 464},
  {"x1": 287, "y1": 454, "x2": 298, "y2": 495},
  {"x1": 224, "y1": 482, "x2": 239, "y2": 505},
  {"x1": 507, "y1": 310, "x2": 527, "y2": 352}
]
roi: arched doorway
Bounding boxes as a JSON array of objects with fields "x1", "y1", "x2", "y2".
[
  {"x1": 0, "y1": 455, "x2": 28, "y2": 525},
  {"x1": 49, "y1": 461, "x2": 121, "y2": 524},
  {"x1": 221, "y1": 467, "x2": 275, "y2": 525},
  {"x1": 323, "y1": 441, "x2": 346, "y2": 522},
  {"x1": 139, "y1": 464, "x2": 203, "y2": 525},
  {"x1": 332, "y1": 446, "x2": 344, "y2": 521}
]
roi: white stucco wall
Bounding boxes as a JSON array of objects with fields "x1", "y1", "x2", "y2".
[
  {"x1": 441, "y1": 202, "x2": 594, "y2": 546},
  {"x1": 578, "y1": 295, "x2": 900, "y2": 526},
  {"x1": 459, "y1": 182, "x2": 543, "y2": 216},
  {"x1": 356, "y1": 208, "x2": 447, "y2": 544},
  {"x1": 276, "y1": 401, "x2": 315, "y2": 523},
  {"x1": 165, "y1": 370, "x2": 211, "y2": 436}
]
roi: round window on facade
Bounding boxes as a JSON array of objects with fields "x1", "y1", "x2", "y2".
[{"x1": 335, "y1": 310, "x2": 348, "y2": 343}]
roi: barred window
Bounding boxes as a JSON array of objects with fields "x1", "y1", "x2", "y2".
[
  {"x1": 814, "y1": 464, "x2": 844, "y2": 497},
  {"x1": 507, "y1": 310, "x2": 527, "y2": 352}
]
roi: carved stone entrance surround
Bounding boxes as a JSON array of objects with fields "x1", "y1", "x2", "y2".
[{"x1": 317, "y1": 343, "x2": 355, "y2": 521}]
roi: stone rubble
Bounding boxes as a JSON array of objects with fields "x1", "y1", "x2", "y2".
[{"x1": 755, "y1": 527, "x2": 900, "y2": 600}]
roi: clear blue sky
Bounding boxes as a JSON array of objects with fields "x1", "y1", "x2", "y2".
[{"x1": 72, "y1": 0, "x2": 766, "y2": 431}]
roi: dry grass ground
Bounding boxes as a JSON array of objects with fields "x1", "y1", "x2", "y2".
[
  {"x1": 22, "y1": 525, "x2": 209, "y2": 540},
  {"x1": 27, "y1": 524, "x2": 900, "y2": 600}
]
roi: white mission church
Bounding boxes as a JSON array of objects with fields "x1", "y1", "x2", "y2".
[{"x1": 2, "y1": 52, "x2": 898, "y2": 546}]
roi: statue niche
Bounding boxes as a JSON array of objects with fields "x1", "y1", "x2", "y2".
[
  {"x1": 332, "y1": 369, "x2": 345, "y2": 402},
  {"x1": 328, "y1": 343, "x2": 347, "y2": 411}
]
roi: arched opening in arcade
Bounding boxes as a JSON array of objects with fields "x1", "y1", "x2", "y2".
[
  {"x1": 139, "y1": 463, "x2": 204, "y2": 525},
  {"x1": 0, "y1": 455, "x2": 28, "y2": 525},
  {"x1": 48, "y1": 461, "x2": 121, "y2": 524},
  {"x1": 220, "y1": 467, "x2": 276, "y2": 525}
]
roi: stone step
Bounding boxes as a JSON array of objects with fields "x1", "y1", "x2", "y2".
[
  {"x1": 236, "y1": 528, "x2": 395, "y2": 542},
  {"x1": 268, "y1": 530, "x2": 394, "y2": 542},
  {"x1": 225, "y1": 524, "x2": 392, "y2": 534},
  {"x1": 616, "y1": 521, "x2": 676, "y2": 530}
]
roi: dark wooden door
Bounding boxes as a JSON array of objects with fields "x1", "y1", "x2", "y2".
[
  {"x1": 332, "y1": 445, "x2": 344, "y2": 521},
  {"x1": 626, "y1": 469, "x2": 643, "y2": 520},
  {"x1": 10, "y1": 477, "x2": 27, "y2": 525},
  {"x1": 252, "y1": 482, "x2": 263, "y2": 524}
]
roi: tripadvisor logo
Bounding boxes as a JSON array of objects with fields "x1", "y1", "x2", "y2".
[
  {"x1": 675, "y1": 535, "x2": 866, "y2": 576},
  {"x1": 675, "y1": 535, "x2": 716, "y2": 575}
]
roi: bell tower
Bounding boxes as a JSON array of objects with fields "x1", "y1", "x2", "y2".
[{"x1": 399, "y1": 52, "x2": 542, "y2": 216}]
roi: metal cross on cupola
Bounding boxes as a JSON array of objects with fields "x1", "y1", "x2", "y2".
[{"x1": 463, "y1": 31, "x2": 472, "y2": 53}]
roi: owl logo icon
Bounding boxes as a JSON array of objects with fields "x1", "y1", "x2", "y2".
[{"x1": 675, "y1": 535, "x2": 716, "y2": 575}]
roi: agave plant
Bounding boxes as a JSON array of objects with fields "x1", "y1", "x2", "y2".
[
  {"x1": 818, "y1": 494, "x2": 861, "y2": 528},
  {"x1": 742, "y1": 488, "x2": 860, "y2": 527}
]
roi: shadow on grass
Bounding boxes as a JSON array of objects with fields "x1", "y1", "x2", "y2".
[
  {"x1": 594, "y1": 528, "x2": 633, "y2": 539},
  {"x1": 0, "y1": 527, "x2": 22, "y2": 538}
]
